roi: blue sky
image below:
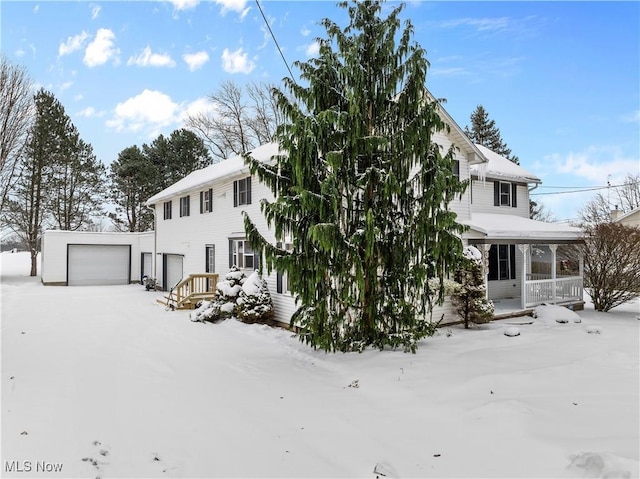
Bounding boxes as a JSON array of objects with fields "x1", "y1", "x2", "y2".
[{"x1": 1, "y1": 0, "x2": 638, "y2": 222}]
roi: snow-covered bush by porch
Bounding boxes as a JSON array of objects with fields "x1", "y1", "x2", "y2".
[
  {"x1": 190, "y1": 266, "x2": 273, "y2": 324},
  {"x1": 451, "y1": 246, "x2": 494, "y2": 328}
]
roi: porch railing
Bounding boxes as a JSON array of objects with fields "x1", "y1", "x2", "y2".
[
  {"x1": 163, "y1": 273, "x2": 219, "y2": 310},
  {"x1": 525, "y1": 276, "x2": 583, "y2": 308}
]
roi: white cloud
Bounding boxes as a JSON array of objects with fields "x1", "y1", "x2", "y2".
[
  {"x1": 15, "y1": 48, "x2": 25, "y2": 58},
  {"x1": 182, "y1": 51, "x2": 209, "y2": 71},
  {"x1": 106, "y1": 89, "x2": 179, "y2": 132},
  {"x1": 440, "y1": 17, "x2": 510, "y2": 32},
  {"x1": 91, "y1": 4, "x2": 101, "y2": 20},
  {"x1": 543, "y1": 146, "x2": 639, "y2": 184},
  {"x1": 221, "y1": 47, "x2": 255, "y2": 74},
  {"x1": 168, "y1": 0, "x2": 199, "y2": 10},
  {"x1": 178, "y1": 96, "x2": 216, "y2": 124},
  {"x1": 301, "y1": 27, "x2": 311, "y2": 37},
  {"x1": 59, "y1": 31, "x2": 90, "y2": 57},
  {"x1": 305, "y1": 41, "x2": 320, "y2": 58},
  {"x1": 84, "y1": 28, "x2": 120, "y2": 67},
  {"x1": 58, "y1": 81, "x2": 73, "y2": 92},
  {"x1": 214, "y1": 0, "x2": 248, "y2": 14},
  {"x1": 621, "y1": 110, "x2": 640, "y2": 123},
  {"x1": 127, "y1": 46, "x2": 176, "y2": 68},
  {"x1": 33, "y1": 5, "x2": 39, "y2": 13},
  {"x1": 77, "y1": 106, "x2": 105, "y2": 118},
  {"x1": 74, "y1": 93, "x2": 84, "y2": 101}
]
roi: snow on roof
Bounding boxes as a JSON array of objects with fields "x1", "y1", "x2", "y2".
[
  {"x1": 146, "y1": 142, "x2": 281, "y2": 205},
  {"x1": 470, "y1": 144, "x2": 541, "y2": 184},
  {"x1": 462, "y1": 213, "x2": 583, "y2": 241},
  {"x1": 613, "y1": 206, "x2": 640, "y2": 224}
]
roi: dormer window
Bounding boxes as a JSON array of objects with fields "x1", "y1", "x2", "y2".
[{"x1": 494, "y1": 181, "x2": 517, "y2": 208}]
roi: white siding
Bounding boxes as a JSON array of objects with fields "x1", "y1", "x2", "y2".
[
  {"x1": 152, "y1": 172, "x2": 298, "y2": 324},
  {"x1": 433, "y1": 130, "x2": 472, "y2": 222},
  {"x1": 486, "y1": 246, "x2": 524, "y2": 300},
  {"x1": 470, "y1": 179, "x2": 530, "y2": 218}
]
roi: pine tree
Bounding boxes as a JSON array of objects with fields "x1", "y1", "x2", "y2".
[
  {"x1": 464, "y1": 105, "x2": 519, "y2": 164},
  {"x1": 109, "y1": 146, "x2": 158, "y2": 232},
  {"x1": 451, "y1": 246, "x2": 494, "y2": 329},
  {"x1": 243, "y1": 0, "x2": 468, "y2": 352}
]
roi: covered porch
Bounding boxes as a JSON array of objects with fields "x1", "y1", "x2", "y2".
[{"x1": 462, "y1": 214, "x2": 585, "y2": 313}]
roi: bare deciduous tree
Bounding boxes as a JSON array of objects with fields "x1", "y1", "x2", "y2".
[
  {"x1": 186, "y1": 80, "x2": 281, "y2": 162},
  {"x1": 579, "y1": 174, "x2": 640, "y2": 225},
  {"x1": 0, "y1": 56, "x2": 33, "y2": 214},
  {"x1": 583, "y1": 222, "x2": 640, "y2": 311}
]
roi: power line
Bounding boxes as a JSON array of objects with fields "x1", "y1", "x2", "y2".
[
  {"x1": 531, "y1": 181, "x2": 638, "y2": 196},
  {"x1": 255, "y1": 0, "x2": 296, "y2": 84}
]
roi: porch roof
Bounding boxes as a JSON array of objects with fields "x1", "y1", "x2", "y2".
[{"x1": 462, "y1": 213, "x2": 583, "y2": 243}]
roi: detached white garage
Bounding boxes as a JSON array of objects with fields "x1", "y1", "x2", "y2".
[{"x1": 41, "y1": 230, "x2": 154, "y2": 286}]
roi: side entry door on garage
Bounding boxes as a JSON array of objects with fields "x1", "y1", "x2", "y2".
[
  {"x1": 67, "y1": 244, "x2": 131, "y2": 286},
  {"x1": 141, "y1": 252, "x2": 152, "y2": 282},
  {"x1": 163, "y1": 254, "x2": 184, "y2": 291}
]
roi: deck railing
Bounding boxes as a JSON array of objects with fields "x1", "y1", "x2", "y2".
[
  {"x1": 166, "y1": 273, "x2": 219, "y2": 309},
  {"x1": 525, "y1": 276, "x2": 583, "y2": 308}
]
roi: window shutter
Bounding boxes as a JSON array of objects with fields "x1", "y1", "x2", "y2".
[
  {"x1": 247, "y1": 177, "x2": 252, "y2": 204},
  {"x1": 493, "y1": 182, "x2": 500, "y2": 206},
  {"x1": 229, "y1": 239, "x2": 234, "y2": 268},
  {"x1": 511, "y1": 183, "x2": 517, "y2": 208},
  {"x1": 208, "y1": 188, "x2": 213, "y2": 212},
  {"x1": 488, "y1": 245, "x2": 498, "y2": 280},
  {"x1": 276, "y1": 241, "x2": 282, "y2": 293},
  {"x1": 510, "y1": 244, "x2": 516, "y2": 279},
  {"x1": 233, "y1": 181, "x2": 238, "y2": 207},
  {"x1": 200, "y1": 191, "x2": 203, "y2": 214},
  {"x1": 187, "y1": 196, "x2": 190, "y2": 216},
  {"x1": 205, "y1": 247, "x2": 209, "y2": 273},
  {"x1": 179, "y1": 199, "x2": 183, "y2": 217}
]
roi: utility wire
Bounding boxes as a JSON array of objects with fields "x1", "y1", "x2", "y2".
[
  {"x1": 255, "y1": 0, "x2": 297, "y2": 84},
  {"x1": 531, "y1": 181, "x2": 638, "y2": 196}
]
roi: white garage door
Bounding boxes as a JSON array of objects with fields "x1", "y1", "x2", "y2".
[
  {"x1": 164, "y1": 254, "x2": 183, "y2": 291},
  {"x1": 68, "y1": 244, "x2": 130, "y2": 286}
]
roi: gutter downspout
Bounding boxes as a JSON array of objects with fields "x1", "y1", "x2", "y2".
[{"x1": 146, "y1": 203, "x2": 157, "y2": 281}]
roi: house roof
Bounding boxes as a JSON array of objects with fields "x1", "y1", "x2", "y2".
[
  {"x1": 612, "y1": 206, "x2": 640, "y2": 224},
  {"x1": 462, "y1": 213, "x2": 583, "y2": 243},
  {"x1": 145, "y1": 142, "x2": 281, "y2": 205},
  {"x1": 470, "y1": 144, "x2": 541, "y2": 184}
]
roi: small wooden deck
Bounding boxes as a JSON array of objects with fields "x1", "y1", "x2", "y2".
[{"x1": 157, "y1": 273, "x2": 219, "y2": 310}]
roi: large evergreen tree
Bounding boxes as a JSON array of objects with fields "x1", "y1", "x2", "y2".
[
  {"x1": 4, "y1": 89, "x2": 61, "y2": 275},
  {"x1": 48, "y1": 127, "x2": 106, "y2": 231},
  {"x1": 109, "y1": 145, "x2": 158, "y2": 232},
  {"x1": 464, "y1": 105, "x2": 519, "y2": 164},
  {"x1": 243, "y1": 0, "x2": 468, "y2": 352}
]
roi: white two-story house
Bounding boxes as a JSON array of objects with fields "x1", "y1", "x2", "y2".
[{"x1": 145, "y1": 103, "x2": 583, "y2": 324}]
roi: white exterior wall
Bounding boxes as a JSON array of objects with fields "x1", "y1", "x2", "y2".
[
  {"x1": 433, "y1": 130, "x2": 472, "y2": 222},
  {"x1": 152, "y1": 172, "x2": 298, "y2": 325},
  {"x1": 470, "y1": 179, "x2": 530, "y2": 217},
  {"x1": 41, "y1": 230, "x2": 153, "y2": 285}
]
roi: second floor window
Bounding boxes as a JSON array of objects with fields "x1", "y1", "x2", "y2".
[
  {"x1": 163, "y1": 201, "x2": 172, "y2": 220},
  {"x1": 180, "y1": 196, "x2": 190, "y2": 217},
  {"x1": 234, "y1": 177, "x2": 252, "y2": 207},
  {"x1": 494, "y1": 181, "x2": 517, "y2": 208},
  {"x1": 200, "y1": 188, "x2": 213, "y2": 213}
]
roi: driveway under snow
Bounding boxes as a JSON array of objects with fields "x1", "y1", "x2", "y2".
[{"x1": 1, "y1": 252, "x2": 639, "y2": 478}]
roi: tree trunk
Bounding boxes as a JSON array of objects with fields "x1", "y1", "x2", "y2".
[{"x1": 30, "y1": 248, "x2": 37, "y2": 276}]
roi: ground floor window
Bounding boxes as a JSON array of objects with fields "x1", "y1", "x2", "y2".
[
  {"x1": 229, "y1": 239, "x2": 255, "y2": 270},
  {"x1": 488, "y1": 244, "x2": 516, "y2": 281}
]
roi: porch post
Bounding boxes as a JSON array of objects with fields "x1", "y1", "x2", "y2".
[
  {"x1": 480, "y1": 243, "x2": 491, "y2": 300},
  {"x1": 550, "y1": 244, "x2": 558, "y2": 304},
  {"x1": 579, "y1": 251, "x2": 584, "y2": 302},
  {"x1": 518, "y1": 244, "x2": 529, "y2": 309}
]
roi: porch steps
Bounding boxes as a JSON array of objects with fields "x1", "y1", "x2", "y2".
[{"x1": 156, "y1": 273, "x2": 219, "y2": 310}]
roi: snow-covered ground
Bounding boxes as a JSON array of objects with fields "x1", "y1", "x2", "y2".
[{"x1": 1, "y1": 251, "x2": 639, "y2": 478}]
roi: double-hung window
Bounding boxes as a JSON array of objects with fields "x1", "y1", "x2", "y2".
[
  {"x1": 494, "y1": 181, "x2": 517, "y2": 208},
  {"x1": 179, "y1": 196, "x2": 190, "y2": 217},
  {"x1": 200, "y1": 188, "x2": 213, "y2": 214},
  {"x1": 233, "y1": 177, "x2": 252, "y2": 207},
  {"x1": 229, "y1": 239, "x2": 256, "y2": 270},
  {"x1": 276, "y1": 239, "x2": 293, "y2": 294},
  {"x1": 163, "y1": 201, "x2": 172, "y2": 220}
]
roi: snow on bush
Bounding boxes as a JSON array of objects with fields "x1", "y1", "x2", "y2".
[
  {"x1": 190, "y1": 266, "x2": 273, "y2": 324},
  {"x1": 533, "y1": 304, "x2": 582, "y2": 325},
  {"x1": 451, "y1": 246, "x2": 494, "y2": 328}
]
